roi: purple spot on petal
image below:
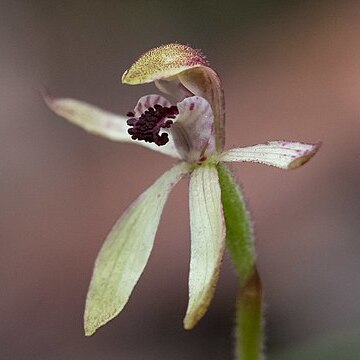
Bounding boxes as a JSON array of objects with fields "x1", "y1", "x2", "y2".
[{"x1": 145, "y1": 96, "x2": 151, "y2": 109}]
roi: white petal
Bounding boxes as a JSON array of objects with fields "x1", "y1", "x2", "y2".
[
  {"x1": 171, "y1": 96, "x2": 216, "y2": 163},
  {"x1": 84, "y1": 162, "x2": 190, "y2": 336},
  {"x1": 178, "y1": 67, "x2": 225, "y2": 152},
  {"x1": 133, "y1": 94, "x2": 171, "y2": 117},
  {"x1": 184, "y1": 165, "x2": 225, "y2": 329},
  {"x1": 219, "y1": 141, "x2": 321, "y2": 169},
  {"x1": 43, "y1": 93, "x2": 180, "y2": 158}
]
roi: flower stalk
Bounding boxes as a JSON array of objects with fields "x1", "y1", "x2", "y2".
[
  {"x1": 217, "y1": 162, "x2": 263, "y2": 360},
  {"x1": 217, "y1": 163, "x2": 255, "y2": 284},
  {"x1": 236, "y1": 269, "x2": 263, "y2": 360}
]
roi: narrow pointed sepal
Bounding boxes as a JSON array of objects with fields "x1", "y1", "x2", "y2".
[
  {"x1": 184, "y1": 165, "x2": 225, "y2": 329},
  {"x1": 43, "y1": 93, "x2": 130, "y2": 141},
  {"x1": 43, "y1": 93, "x2": 180, "y2": 158},
  {"x1": 220, "y1": 141, "x2": 321, "y2": 169},
  {"x1": 84, "y1": 162, "x2": 190, "y2": 336}
]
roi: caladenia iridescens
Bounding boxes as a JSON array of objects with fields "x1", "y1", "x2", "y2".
[{"x1": 44, "y1": 43, "x2": 320, "y2": 360}]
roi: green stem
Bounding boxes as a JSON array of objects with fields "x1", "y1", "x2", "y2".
[
  {"x1": 217, "y1": 163, "x2": 264, "y2": 360},
  {"x1": 236, "y1": 268, "x2": 263, "y2": 360}
]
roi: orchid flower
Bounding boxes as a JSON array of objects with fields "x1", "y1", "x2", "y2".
[{"x1": 44, "y1": 44, "x2": 320, "y2": 339}]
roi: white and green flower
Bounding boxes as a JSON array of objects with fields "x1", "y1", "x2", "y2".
[{"x1": 44, "y1": 43, "x2": 320, "y2": 336}]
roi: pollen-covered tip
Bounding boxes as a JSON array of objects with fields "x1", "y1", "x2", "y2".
[{"x1": 121, "y1": 43, "x2": 209, "y2": 85}]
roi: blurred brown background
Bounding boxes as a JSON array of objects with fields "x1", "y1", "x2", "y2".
[{"x1": 1, "y1": 1, "x2": 360, "y2": 359}]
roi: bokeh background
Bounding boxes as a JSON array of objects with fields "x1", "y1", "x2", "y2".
[{"x1": 1, "y1": 1, "x2": 360, "y2": 359}]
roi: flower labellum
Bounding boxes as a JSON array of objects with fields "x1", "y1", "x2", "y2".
[
  {"x1": 44, "y1": 43, "x2": 321, "y2": 336},
  {"x1": 126, "y1": 103, "x2": 178, "y2": 146}
]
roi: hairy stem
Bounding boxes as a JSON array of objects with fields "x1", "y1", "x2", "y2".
[
  {"x1": 217, "y1": 163, "x2": 264, "y2": 360},
  {"x1": 236, "y1": 268, "x2": 263, "y2": 360}
]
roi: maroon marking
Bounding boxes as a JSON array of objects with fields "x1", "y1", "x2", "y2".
[
  {"x1": 137, "y1": 102, "x2": 143, "y2": 113},
  {"x1": 177, "y1": 82, "x2": 194, "y2": 97},
  {"x1": 145, "y1": 95, "x2": 150, "y2": 109},
  {"x1": 189, "y1": 102, "x2": 195, "y2": 111}
]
